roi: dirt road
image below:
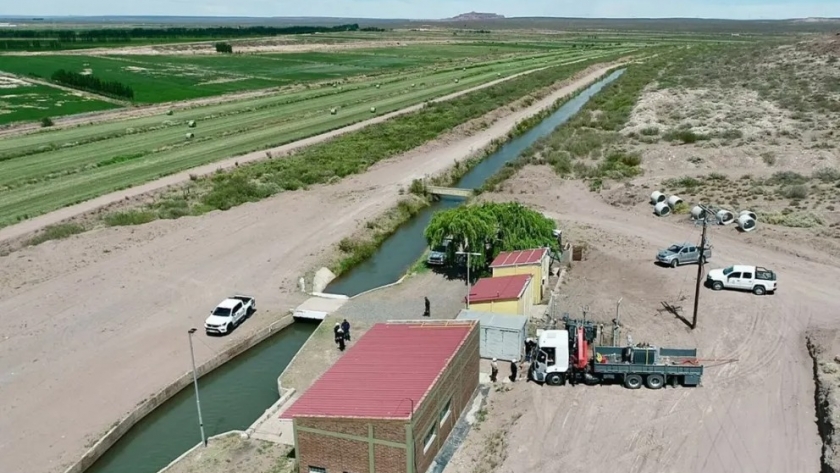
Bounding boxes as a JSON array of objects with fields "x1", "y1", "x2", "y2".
[
  {"x1": 0, "y1": 63, "x2": 566, "y2": 245},
  {"x1": 456, "y1": 168, "x2": 838, "y2": 473},
  {"x1": 0, "y1": 66, "x2": 618, "y2": 473}
]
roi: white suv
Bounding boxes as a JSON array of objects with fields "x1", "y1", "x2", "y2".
[{"x1": 706, "y1": 265, "x2": 777, "y2": 295}]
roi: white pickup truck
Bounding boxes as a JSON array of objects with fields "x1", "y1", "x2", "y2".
[
  {"x1": 706, "y1": 265, "x2": 777, "y2": 295},
  {"x1": 204, "y1": 295, "x2": 256, "y2": 335}
]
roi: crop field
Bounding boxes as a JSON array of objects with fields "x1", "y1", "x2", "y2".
[
  {"x1": 0, "y1": 43, "x2": 584, "y2": 104},
  {"x1": 0, "y1": 46, "x2": 634, "y2": 227},
  {"x1": 0, "y1": 76, "x2": 116, "y2": 125}
]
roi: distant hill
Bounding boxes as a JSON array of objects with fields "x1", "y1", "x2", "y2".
[{"x1": 444, "y1": 12, "x2": 505, "y2": 22}]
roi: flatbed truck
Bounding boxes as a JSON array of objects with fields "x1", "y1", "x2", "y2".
[{"x1": 529, "y1": 317, "x2": 704, "y2": 389}]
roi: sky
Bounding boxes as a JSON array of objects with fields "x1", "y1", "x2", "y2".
[{"x1": 5, "y1": 0, "x2": 840, "y2": 20}]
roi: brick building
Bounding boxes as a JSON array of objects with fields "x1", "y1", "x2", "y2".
[{"x1": 280, "y1": 320, "x2": 479, "y2": 473}]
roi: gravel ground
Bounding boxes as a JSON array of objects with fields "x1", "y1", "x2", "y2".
[
  {"x1": 163, "y1": 433, "x2": 293, "y2": 473},
  {"x1": 279, "y1": 271, "x2": 469, "y2": 393}
]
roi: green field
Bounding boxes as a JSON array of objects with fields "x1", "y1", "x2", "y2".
[
  {"x1": 0, "y1": 80, "x2": 117, "y2": 125},
  {"x1": 0, "y1": 47, "x2": 633, "y2": 227},
  {"x1": 0, "y1": 43, "x2": 574, "y2": 104}
]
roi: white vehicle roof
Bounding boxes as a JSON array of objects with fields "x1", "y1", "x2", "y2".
[
  {"x1": 216, "y1": 298, "x2": 241, "y2": 309},
  {"x1": 725, "y1": 265, "x2": 758, "y2": 272}
]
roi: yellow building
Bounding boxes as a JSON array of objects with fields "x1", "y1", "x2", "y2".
[
  {"x1": 467, "y1": 274, "x2": 533, "y2": 316},
  {"x1": 490, "y1": 248, "x2": 550, "y2": 304}
]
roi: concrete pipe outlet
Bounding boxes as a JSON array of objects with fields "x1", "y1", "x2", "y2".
[
  {"x1": 737, "y1": 214, "x2": 757, "y2": 232},
  {"x1": 654, "y1": 201, "x2": 672, "y2": 216},
  {"x1": 650, "y1": 191, "x2": 666, "y2": 205},
  {"x1": 691, "y1": 206, "x2": 707, "y2": 220},
  {"x1": 717, "y1": 209, "x2": 736, "y2": 225},
  {"x1": 667, "y1": 195, "x2": 683, "y2": 209},
  {"x1": 740, "y1": 210, "x2": 757, "y2": 221}
]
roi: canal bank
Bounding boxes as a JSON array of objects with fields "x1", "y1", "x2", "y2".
[
  {"x1": 70, "y1": 66, "x2": 626, "y2": 473},
  {"x1": 325, "y1": 68, "x2": 626, "y2": 297}
]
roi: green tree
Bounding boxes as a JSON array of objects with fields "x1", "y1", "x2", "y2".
[{"x1": 424, "y1": 202, "x2": 558, "y2": 272}]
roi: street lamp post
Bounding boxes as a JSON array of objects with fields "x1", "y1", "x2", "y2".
[
  {"x1": 187, "y1": 328, "x2": 207, "y2": 447},
  {"x1": 456, "y1": 237, "x2": 482, "y2": 309}
]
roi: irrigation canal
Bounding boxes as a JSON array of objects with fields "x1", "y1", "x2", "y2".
[{"x1": 83, "y1": 68, "x2": 624, "y2": 473}]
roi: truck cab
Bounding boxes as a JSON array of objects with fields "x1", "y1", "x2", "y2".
[
  {"x1": 530, "y1": 330, "x2": 570, "y2": 385},
  {"x1": 426, "y1": 238, "x2": 452, "y2": 266}
]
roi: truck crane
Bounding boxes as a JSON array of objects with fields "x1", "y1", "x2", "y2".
[{"x1": 529, "y1": 316, "x2": 704, "y2": 389}]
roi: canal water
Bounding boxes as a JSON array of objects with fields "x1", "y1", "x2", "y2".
[
  {"x1": 326, "y1": 68, "x2": 625, "y2": 297},
  {"x1": 83, "y1": 68, "x2": 625, "y2": 473}
]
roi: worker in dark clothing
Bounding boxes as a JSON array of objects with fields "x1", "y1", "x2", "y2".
[
  {"x1": 423, "y1": 296, "x2": 430, "y2": 317},
  {"x1": 524, "y1": 338, "x2": 536, "y2": 362},
  {"x1": 333, "y1": 322, "x2": 341, "y2": 345},
  {"x1": 341, "y1": 319, "x2": 351, "y2": 341},
  {"x1": 336, "y1": 327, "x2": 346, "y2": 351},
  {"x1": 509, "y1": 360, "x2": 518, "y2": 382},
  {"x1": 490, "y1": 358, "x2": 499, "y2": 382}
]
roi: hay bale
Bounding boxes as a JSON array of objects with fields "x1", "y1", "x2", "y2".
[
  {"x1": 454, "y1": 78, "x2": 459, "y2": 83},
  {"x1": 187, "y1": 120, "x2": 196, "y2": 128},
  {"x1": 370, "y1": 107, "x2": 376, "y2": 113}
]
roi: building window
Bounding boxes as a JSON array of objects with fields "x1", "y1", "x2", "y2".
[
  {"x1": 423, "y1": 424, "x2": 437, "y2": 453},
  {"x1": 309, "y1": 467, "x2": 326, "y2": 473},
  {"x1": 439, "y1": 398, "x2": 452, "y2": 426}
]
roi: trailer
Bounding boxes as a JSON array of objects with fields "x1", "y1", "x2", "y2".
[{"x1": 529, "y1": 317, "x2": 704, "y2": 389}]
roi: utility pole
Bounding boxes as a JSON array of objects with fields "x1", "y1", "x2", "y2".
[
  {"x1": 456, "y1": 237, "x2": 481, "y2": 309},
  {"x1": 691, "y1": 206, "x2": 712, "y2": 330},
  {"x1": 187, "y1": 328, "x2": 207, "y2": 447}
]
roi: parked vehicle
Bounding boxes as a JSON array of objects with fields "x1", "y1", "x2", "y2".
[
  {"x1": 656, "y1": 242, "x2": 712, "y2": 268},
  {"x1": 204, "y1": 295, "x2": 256, "y2": 335},
  {"x1": 706, "y1": 265, "x2": 777, "y2": 295},
  {"x1": 426, "y1": 238, "x2": 452, "y2": 266},
  {"x1": 529, "y1": 317, "x2": 703, "y2": 389}
]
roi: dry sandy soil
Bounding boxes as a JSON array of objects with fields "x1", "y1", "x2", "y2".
[
  {"x1": 162, "y1": 433, "x2": 294, "y2": 473},
  {"x1": 443, "y1": 41, "x2": 840, "y2": 473},
  {"x1": 0, "y1": 64, "x2": 618, "y2": 473},
  {"x1": 441, "y1": 169, "x2": 839, "y2": 473}
]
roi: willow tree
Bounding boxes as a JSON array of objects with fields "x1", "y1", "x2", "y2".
[{"x1": 424, "y1": 202, "x2": 558, "y2": 272}]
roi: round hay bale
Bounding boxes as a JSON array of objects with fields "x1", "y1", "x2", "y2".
[
  {"x1": 650, "y1": 191, "x2": 666, "y2": 205},
  {"x1": 716, "y1": 209, "x2": 735, "y2": 225},
  {"x1": 737, "y1": 214, "x2": 757, "y2": 232},
  {"x1": 667, "y1": 195, "x2": 683, "y2": 209},
  {"x1": 654, "y1": 202, "x2": 671, "y2": 216},
  {"x1": 739, "y1": 210, "x2": 757, "y2": 221},
  {"x1": 690, "y1": 206, "x2": 706, "y2": 220},
  {"x1": 370, "y1": 107, "x2": 376, "y2": 113}
]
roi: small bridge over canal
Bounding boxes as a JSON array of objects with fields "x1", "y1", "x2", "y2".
[{"x1": 427, "y1": 186, "x2": 474, "y2": 198}]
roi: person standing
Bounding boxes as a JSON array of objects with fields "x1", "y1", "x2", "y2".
[
  {"x1": 336, "y1": 327, "x2": 346, "y2": 351},
  {"x1": 424, "y1": 296, "x2": 431, "y2": 317},
  {"x1": 333, "y1": 322, "x2": 341, "y2": 346},
  {"x1": 490, "y1": 358, "x2": 499, "y2": 382},
  {"x1": 509, "y1": 359, "x2": 518, "y2": 382},
  {"x1": 341, "y1": 319, "x2": 351, "y2": 341}
]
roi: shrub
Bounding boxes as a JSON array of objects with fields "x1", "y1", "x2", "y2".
[
  {"x1": 103, "y1": 210, "x2": 157, "y2": 226},
  {"x1": 761, "y1": 211, "x2": 824, "y2": 228},
  {"x1": 28, "y1": 223, "x2": 85, "y2": 245},
  {"x1": 767, "y1": 171, "x2": 807, "y2": 186},
  {"x1": 215, "y1": 42, "x2": 233, "y2": 53},
  {"x1": 663, "y1": 129, "x2": 709, "y2": 144},
  {"x1": 781, "y1": 185, "x2": 809, "y2": 199},
  {"x1": 40, "y1": 117, "x2": 54, "y2": 127},
  {"x1": 640, "y1": 126, "x2": 660, "y2": 136},
  {"x1": 812, "y1": 167, "x2": 840, "y2": 183},
  {"x1": 760, "y1": 152, "x2": 776, "y2": 166}
]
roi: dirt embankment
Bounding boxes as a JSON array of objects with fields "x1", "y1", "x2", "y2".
[{"x1": 807, "y1": 330, "x2": 840, "y2": 473}]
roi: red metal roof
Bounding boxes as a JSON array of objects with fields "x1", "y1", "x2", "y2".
[
  {"x1": 280, "y1": 322, "x2": 474, "y2": 420},
  {"x1": 490, "y1": 248, "x2": 548, "y2": 268},
  {"x1": 468, "y1": 274, "x2": 531, "y2": 303}
]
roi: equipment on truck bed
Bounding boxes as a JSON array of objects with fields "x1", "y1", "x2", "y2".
[{"x1": 529, "y1": 316, "x2": 704, "y2": 389}]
